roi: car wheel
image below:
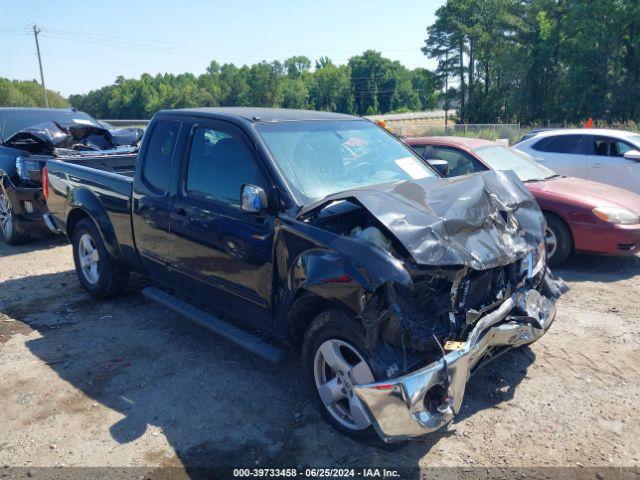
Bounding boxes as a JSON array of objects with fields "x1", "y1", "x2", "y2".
[
  {"x1": 302, "y1": 311, "x2": 380, "y2": 441},
  {"x1": 71, "y1": 218, "x2": 129, "y2": 298},
  {"x1": 544, "y1": 213, "x2": 572, "y2": 266},
  {"x1": 0, "y1": 190, "x2": 30, "y2": 245}
]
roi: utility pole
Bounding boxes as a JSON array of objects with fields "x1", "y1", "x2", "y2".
[
  {"x1": 444, "y1": 52, "x2": 449, "y2": 132},
  {"x1": 32, "y1": 25, "x2": 49, "y2": 108}
]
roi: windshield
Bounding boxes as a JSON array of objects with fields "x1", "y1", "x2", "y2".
[
  {"x1": 256, "y1": 120, "x2": 436, "y2": 203},
  {"x1": 627, "y1": 135, "x2": 640, "y2": 147},
  {"x1": 472, "y1": 145, "x2": 556, "y2": 182},
  {"x1": 0, "y1": 110, "x2": 100, "y2": 140}
]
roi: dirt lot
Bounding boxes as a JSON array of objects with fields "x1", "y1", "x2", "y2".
[{"x1": 1, "y1": 236, "x2": 639, "y2": 475}]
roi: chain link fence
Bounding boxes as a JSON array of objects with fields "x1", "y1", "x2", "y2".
[{"x1": 385, "y1": 122, "x2": 522, "y2": 144}]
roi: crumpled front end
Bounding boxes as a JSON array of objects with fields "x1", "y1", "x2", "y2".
[
  {"x1": 296, "y1": 171, "x2": 568, "y2": 442},
  {"x1": 353, "y1": 273, "x2": 565, "y2": 443}
]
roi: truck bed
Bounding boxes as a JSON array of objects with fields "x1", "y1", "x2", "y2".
[
  {"x1": 45, "y1": 152, "x2": 138, "y2": 266},
  {"x1": 55, "y1": 150, "x2": 137, "y2": 178}
]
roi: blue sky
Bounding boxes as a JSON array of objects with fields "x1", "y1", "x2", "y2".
[{"x1": 1, "y1": 0, "x2": 446, "y2": 97}]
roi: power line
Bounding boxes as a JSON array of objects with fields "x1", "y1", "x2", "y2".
[
  {"x1": 36, "y1": 27, "x2": 426, "y2": 66},
  {"x1": 39, "y1": 27, "x2": 421, "y2": 54}
]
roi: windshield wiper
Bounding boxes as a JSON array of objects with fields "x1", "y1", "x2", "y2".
[{"x1": 544, "y1": 174, "x2": 564, "y2": 181}]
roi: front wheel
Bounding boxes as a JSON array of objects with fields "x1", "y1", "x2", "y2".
[
  {"x1": 71, "y1": 218, "x2": 129, "y2": 298},
  {"x1": 544, "y1": 214, "x2": 572, "y2": 266},
  {"x1": 302, "y1": 311, "x2": 379, "y2": 441}
]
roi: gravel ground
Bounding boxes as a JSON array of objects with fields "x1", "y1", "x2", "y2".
[{"x1": 1, "y1": 236, "x2": 639, "y2": 474}]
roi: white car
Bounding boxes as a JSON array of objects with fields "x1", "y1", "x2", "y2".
[{"x1": 514, "y1": 128, "x2": 640, "y2": 194}]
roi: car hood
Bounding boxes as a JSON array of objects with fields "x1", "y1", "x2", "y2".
[
  {"x1": 528, "y1": 176, "x2": 640, "y2": 215},
  {"x1": 300, "y1": 170, "x2": 544, "y2": 270}
]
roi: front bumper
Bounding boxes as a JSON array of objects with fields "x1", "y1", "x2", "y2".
[
  {"x1": 572, "y1": 221, "x2": 640, "y2": 255},
  {"x1": 353, "y1": 287, "x2": 558, "y2": 443}
]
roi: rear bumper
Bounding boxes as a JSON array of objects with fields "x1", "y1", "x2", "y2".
[
  {"x1": 354, "y1": 286, "x2": 559, "y2": 443},
  {"x1": 1, "y1": 176, "x2": 48, "y2": 225}
]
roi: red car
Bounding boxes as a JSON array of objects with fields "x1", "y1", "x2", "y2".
[{"x1": 405, "y1": 136, "x2": 640, "y2": 265}]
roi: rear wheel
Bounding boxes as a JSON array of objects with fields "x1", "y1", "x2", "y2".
[
  {"x1": 544, "y1": 213, "x2": 572, "y2": 266},
  {"x1": 0, "y1": 190, "x2": 30, "y2": 245},
  {"x1": 71, "y1": 218, "x2": 129, "y2": 298},
  {"x1": 302, "y1": 311, "x2": 379, "y2": 441}
]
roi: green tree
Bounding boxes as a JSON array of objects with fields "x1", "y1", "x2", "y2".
[
  {"x1": 308, "y1": 63, "x2": 354, "y2": 113},
  {"x1": 424, "y1": 0, "x2": 640, "y2": 124},
  {"x1": 0, "y1": 78, "x2": 68, "y2": 108}
]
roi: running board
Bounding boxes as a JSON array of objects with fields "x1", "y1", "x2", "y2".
[{"x1": 142, "y1": 286, "x2": 286, "y2": 365}]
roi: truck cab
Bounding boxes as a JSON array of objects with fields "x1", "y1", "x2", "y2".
[{"x1": 131, "y1": 111, "x2": 282, "y2": 326}]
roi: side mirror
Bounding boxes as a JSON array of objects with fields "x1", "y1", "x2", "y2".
[
  {"x1": 623, "y1": 149, "x2": 640, "y2": 161},
  {"x1": 241, "y1": 184, "x2": 268, "y2": 213},
  {"x1": 427, "y1": 159, "x2": 450, "y2": 177}
]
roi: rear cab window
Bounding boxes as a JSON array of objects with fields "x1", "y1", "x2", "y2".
[{"x1": 141, "y1": 119, "x2": 181, "y2": 192}]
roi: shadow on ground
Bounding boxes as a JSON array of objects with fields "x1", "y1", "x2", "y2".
[
  {"x1": 554, "y1": 253, "x2": 639, "y2": 283},
  {"x1": 0, "y1": 233, "x2": 67, "y2": 260},
  {"x1": 1, "y1": 271, "x2": 538, "y2": 474}
]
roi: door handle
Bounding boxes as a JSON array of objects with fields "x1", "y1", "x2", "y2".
[
  {"x1": 170, "y1": 208, "x2": 190, "y2": 225},
  {"x1": 592, "y1": 162, "x2": 603, "y2": 168}
]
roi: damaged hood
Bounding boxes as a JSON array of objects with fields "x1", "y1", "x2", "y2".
[
  {"x1": 301, "y1": 170, "x2": 545, "y2": 270},
  {"x1": 3, "y1": 120, "x2": 142, "y2": 155}
]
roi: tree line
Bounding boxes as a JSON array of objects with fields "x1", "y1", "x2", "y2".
[
  {"x1": 3, "y1": 0, "x2": 640, "y2": 125},
  {"x1": 424, "y1": 0, "x2": 640, "y2": 124},
  {"x1": 67, "y1": 52, "x2": 441, "y2": 119},
  {"x1": 0, "y1": 78, "x2": 68, "y2": 108}
]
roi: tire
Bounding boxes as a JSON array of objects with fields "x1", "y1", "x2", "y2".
[
  {"x1": 302, "y1": 310, "x2": 380, "y2": 442},
  {"x1": 71, "y1": 218, "x2": 129, "y2": 298},
  {"x1": 0, "y1": 190, "x2": 30, "y2": 245},
  {"x1": 544, "y1": 213, "x2": 572, "y2": 267}
]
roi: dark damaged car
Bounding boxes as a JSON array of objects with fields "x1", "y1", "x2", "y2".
[
  {"x1": 43, "y1": 108, "x2": 566, "y2": 443},
  {"x1": 0, "y1": 108, "x2": 143, "y2": 244}
]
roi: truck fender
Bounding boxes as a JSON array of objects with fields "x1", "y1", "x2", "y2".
[
  {"x1": 271, "y1": 218, "x2": 412, "y2": 345},
  {"x1": 65, "y1": 187, "x2": 122, "y2": 260},
  {"x1": 289, "y1": 249, "x2": 373, "y2": 313}
]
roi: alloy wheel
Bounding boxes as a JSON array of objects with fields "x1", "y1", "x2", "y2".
[
  {"x1": 78, "y1": 233, "x2": 100, "y2": 284},
  {"x1": 313, "y1": 339, "x2": 375, "y2": 430},
  {"x1": 0, "y1": 193, "x2": 13, "y2": 239},
  {"x1": 545, "y1": 227, "x2": 558, "y2": 260}
]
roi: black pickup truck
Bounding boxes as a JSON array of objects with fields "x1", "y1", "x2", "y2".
[{"x1": 45, "y1": 107, "x2": 566, "y2": 443}]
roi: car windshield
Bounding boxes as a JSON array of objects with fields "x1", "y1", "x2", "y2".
[
  {"x1": 473, "y1": 144, "x2": 557, "y2": 182},
  {"x1": 0, "y1": 110, "x2": 100, "y2": 140},
  {"x1": 256, "y1": 120, "x2": 437, "y2": 204},
  {"x1": 627, "y1": 134, "x2": 640, "y2": 147}
]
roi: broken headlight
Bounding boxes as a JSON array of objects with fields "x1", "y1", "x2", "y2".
[
  {"x1": 520, "y1": 241, "x2": 546, "y2": 280},
  {"x1": 532, "y1": 240, "x2": 546, "y2": 277}
]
